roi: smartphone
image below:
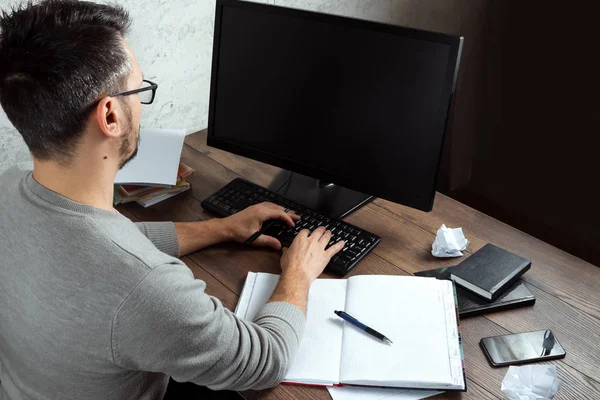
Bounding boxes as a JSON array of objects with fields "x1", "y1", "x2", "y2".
[{"x1": 480, "y1": 329, "x2": 566, "y2": 367}]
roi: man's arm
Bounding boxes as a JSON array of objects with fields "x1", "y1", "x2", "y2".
[
  {"x1": 133, "y1": 220, "x2": 226, "y2": 257},
  {"x1": 173, "y1": 219, "x2": 232, "y2": 257},
  {"x1": 134, "y1": 221, "x2": 179, "y2": 257},
  {"x1": 112, "y1": 263, "x2": 305, "y2": 391},
  {"x1": 135, "y1": 203, "x2": 299, "y2": 258},
  {"x1": 113, "y1": 227, "x2": 343, "y2": 390},
  {"x1": 174, "y1": 203, "x2": 300, "y2": 257}
]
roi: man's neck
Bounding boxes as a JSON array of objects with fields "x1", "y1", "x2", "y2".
[{"x1": 32, "y1": 159, "x2": 117, "y2": 212}]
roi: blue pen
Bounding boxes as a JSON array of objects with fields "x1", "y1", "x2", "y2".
[{"x1": 334, "y1": 310, "x2": 393, "y2": 345}]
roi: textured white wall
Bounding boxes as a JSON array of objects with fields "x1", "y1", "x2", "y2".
[{"x1": 0, "y1": 0, "x2": 440, "y2": 173}]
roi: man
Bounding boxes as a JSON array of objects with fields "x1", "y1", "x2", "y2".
[{"x1": 0, "y1": 1, "x2": 344, "y2": 399}]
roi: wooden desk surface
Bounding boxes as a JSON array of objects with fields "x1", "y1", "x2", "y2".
[{"x1": 119, "y1": 130, "x2": 600, "y2": 400}]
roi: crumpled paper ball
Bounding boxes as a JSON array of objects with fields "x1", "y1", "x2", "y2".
[
  {"x1": 501, "y1": 365, "x2": 562, "y2": 400},
  {"x1": 431, "y1": 224, "x2": 469, "y2": 257}
]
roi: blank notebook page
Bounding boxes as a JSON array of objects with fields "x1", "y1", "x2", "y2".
[
  {"x1": 236, "y1": 273, "x2": 347, "y2": 385},
  {"x1": 339, "y1": 276, "x2": 453, "y2": 387}
]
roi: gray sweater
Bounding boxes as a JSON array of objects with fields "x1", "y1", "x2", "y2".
[{"x1": 0, "y1": 166, "x2": 305, "y2": 400}]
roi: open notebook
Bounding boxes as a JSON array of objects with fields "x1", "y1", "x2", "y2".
[{"x1": 235, "y1": 273, "x2": 466, "y2": 391}]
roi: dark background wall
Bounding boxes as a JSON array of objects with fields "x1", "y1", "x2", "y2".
[{"x1": 402, "y1": 1, "x2": 600, "y2": 266}]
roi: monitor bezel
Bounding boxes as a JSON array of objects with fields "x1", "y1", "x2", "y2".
[{"x1": 207, "y1": 0, "x2": 463, "y2": 212}]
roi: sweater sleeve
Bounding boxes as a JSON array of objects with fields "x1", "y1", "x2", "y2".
[
  {"x1": 134, "y1": 222, "x2": 179, "y2": 257},
  {"x1": 111, "y1": 263, "x2": 305, "y2": 391}
]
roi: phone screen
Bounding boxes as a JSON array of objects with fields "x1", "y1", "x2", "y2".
[{"x1": 481, "y1": 330, "x2": 565, "y2": 366}]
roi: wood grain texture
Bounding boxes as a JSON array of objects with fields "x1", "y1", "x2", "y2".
[
  {"x1": 116, "y1": 130, "x2": 600, "y2": 399},
  {"x1": 372, "y1": 196, "x2": 600, "y2": 319}
]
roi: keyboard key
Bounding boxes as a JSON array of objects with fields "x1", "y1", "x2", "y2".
[
  {"x1": 347, "y1": 249, "x2": 360, "y2": 258},
  {"x1": 334, "y1": 258, "x2": 350, "y2": 268}
]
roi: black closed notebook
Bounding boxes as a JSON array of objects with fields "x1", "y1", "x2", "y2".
[
  {"x1": 415, "y1": 266, "x2": 535, "y2": 318},
  {"x1": 449, "y1": 244, "x2": 532, "y2": 301}
]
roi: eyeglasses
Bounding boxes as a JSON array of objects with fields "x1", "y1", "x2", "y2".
[{"x1": 109, "y1": 79, "x2": 158, "y2": 104}]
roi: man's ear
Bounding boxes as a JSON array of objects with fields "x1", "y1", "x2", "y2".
[{"x1": 95, "y1": 97, "x2": 123, "y2": 139}]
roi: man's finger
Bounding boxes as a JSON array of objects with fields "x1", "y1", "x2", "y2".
[
  {"x1": 326, "y1": 240, "x2": 345, "y2": 257},
  {"x1": 279, "y1": 210, "x2": 296, "y2": 227},
  {"x1": 289, "y1": 211, "x2": 301, "y2": 222},
  {"x1": 309, "y1": 226, "x2": 326, "y2": 240},
  {"x1": 253, "y1": 234, "x2": 282, "y2": 250},
  {"x1": 262, "y1": 206, "x2": 296, "y2": 227},
  {"x1": 318, "y1": 229, "x2": 332, "y2": 245},
  {"x1": 296, "y1": 229, "x2": 310, "y2": 240}
]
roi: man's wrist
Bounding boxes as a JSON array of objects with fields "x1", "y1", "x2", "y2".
[
  {"x1": 219, "y1": 216, "x2": 239, "y2": 242},
  {"x1": 269, "y1": 270, "x2": 312, "y2": 314},
  {"x1": 280, "y1": 268, "x2": 312, "y2": 291}
]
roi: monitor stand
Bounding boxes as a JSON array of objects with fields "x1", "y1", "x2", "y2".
[{"x1": 268, "y1": 171, "x2": 374, "y2": 219}]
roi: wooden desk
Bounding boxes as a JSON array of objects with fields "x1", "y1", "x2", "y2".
[{"x1": 118, "y1": 130, "x2": 600, "y2": 400}]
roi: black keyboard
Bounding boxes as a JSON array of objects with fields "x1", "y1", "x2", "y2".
[{"x1": 201, "y1": 178, "x2": 381, "y2": 275}]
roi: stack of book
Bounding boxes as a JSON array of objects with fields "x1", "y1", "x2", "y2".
[
  {"x1": 416, "y1": 243, "x2": 535, "y2": 318},
  {"x1": 112, "y1": 128, "x2": 191, "y2": 207},
  {"x1": 114, "y1": 163, "x2": 194, "y2": 207}
]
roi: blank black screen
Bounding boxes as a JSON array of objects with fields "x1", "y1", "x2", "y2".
[
  {"x1": 481, "y1": 330, "x2": 566, "y2": 365},
  {"x1": 212, "y1": 5, "x2": 454, "y2": 207}
]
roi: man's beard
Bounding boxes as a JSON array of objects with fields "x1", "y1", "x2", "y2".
[{"x1": 118, "y1": 102, "x2": 140, "y2": 170}]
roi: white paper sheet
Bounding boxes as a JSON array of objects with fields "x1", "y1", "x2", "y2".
[
  {"x1": 114, "y1": 128, "x2": 186, "y2": 186},
  {"x1": 431, "y1": 224, "x2": 469, "y2": 257},
  {"x1": 327, "y1": 386, "x2": 442, "y2": 400}
]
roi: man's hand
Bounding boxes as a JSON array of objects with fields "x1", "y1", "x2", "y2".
[
  {"x1": 281, "y1": 226, "x2": 345, "y2": 283},
  {"x1": 223, "y1": 202, "x2": 300, "y2": 250},
  {"x1": 268, "y1": 227, "x2": 345, "y2": 313}
]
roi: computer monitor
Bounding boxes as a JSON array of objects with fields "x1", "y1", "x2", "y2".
[{"x1": 208, "y1": 0, "x2": 463, "y2": 218}]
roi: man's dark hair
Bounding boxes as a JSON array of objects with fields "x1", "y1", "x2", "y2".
[{"x1": 0, "y1": 0, "x2": 132, "y2": 163}]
